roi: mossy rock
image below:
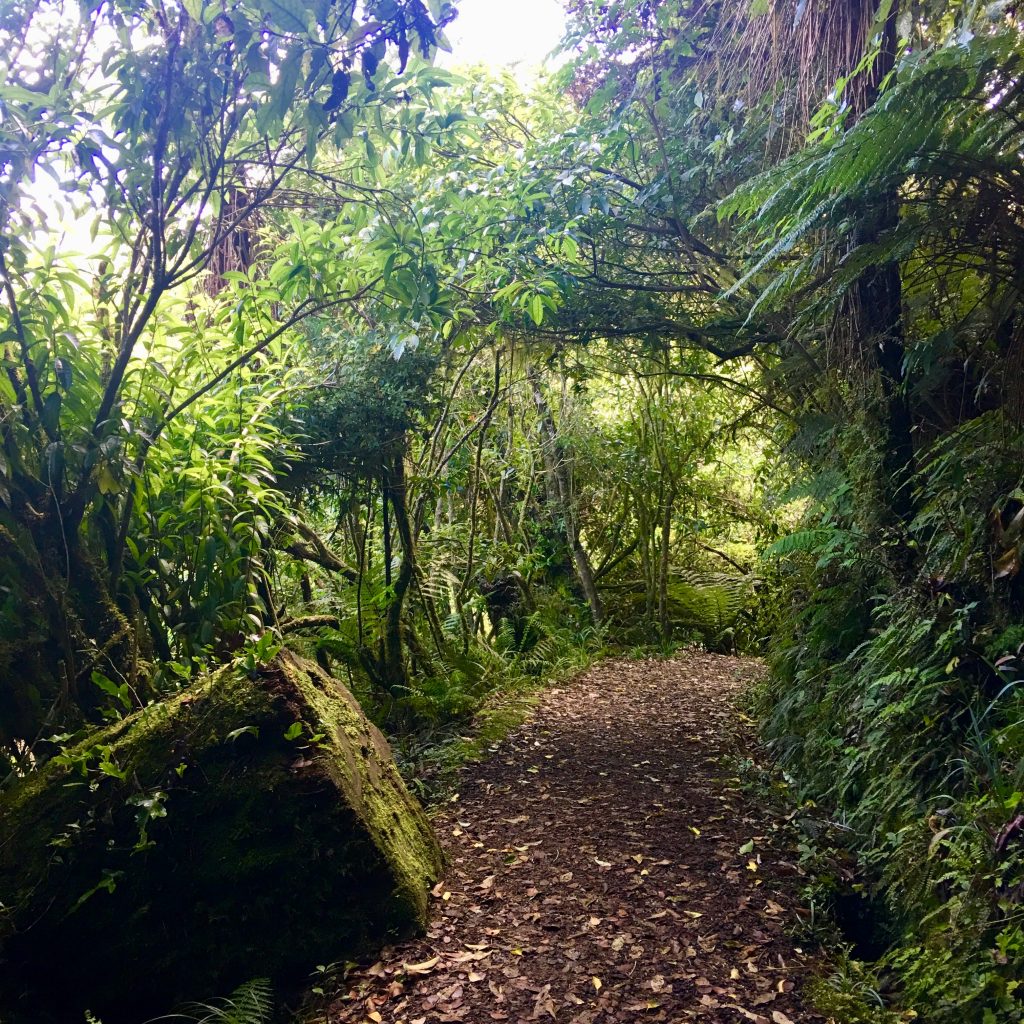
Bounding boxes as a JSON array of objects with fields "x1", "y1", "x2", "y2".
[{"x1": 0, "y1": 650, "x2": 443, "y2": 1022}]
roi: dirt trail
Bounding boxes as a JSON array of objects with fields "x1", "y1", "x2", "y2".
[{"x1": 325, "y1": 654, "x2": 823, "y2": 1024}]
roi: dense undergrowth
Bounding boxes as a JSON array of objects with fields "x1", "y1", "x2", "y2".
[{"x1": 757, "y1": 414, "x2": 1024, "y2": 1022}]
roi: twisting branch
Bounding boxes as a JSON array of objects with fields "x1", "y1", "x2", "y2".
[{"x1": 0, "y1": 249, "x2": 49, "y2": 436}]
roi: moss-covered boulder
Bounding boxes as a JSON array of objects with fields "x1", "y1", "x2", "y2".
[{"x1": 0, "y1": 650, "x2": 442, "y2": 1022}]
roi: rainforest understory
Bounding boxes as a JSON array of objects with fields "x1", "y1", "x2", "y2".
[{"x1": 2, "y1": 0, "x2": 1024, "y2": 1021}]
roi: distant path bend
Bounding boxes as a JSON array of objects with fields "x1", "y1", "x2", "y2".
[{"x1": 326, "y1": 654, "x2": 823, "y2": 1024}]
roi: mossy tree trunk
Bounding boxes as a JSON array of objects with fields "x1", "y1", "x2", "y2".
[
  {"x1": 850, "y1": 0, "x2": 917, "y2": 531},
  {"x1": 0, "y1": 508, "x2": 143, "y2": 761},
  {"x1": 0, "y1": 650, "x2": 442, "y2": 1023}
]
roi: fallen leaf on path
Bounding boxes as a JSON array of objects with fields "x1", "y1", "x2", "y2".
[
  {"x1": 447, "y1": 950, "x2": 490, "y2": 963},
  {"x1": 403, "y1": 955, "x2": 440, "y2": 975},
  {"x1": 724, "y1": 1005, "x2": 769, "y2": 1023}
]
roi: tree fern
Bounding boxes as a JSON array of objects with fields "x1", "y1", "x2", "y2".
[
  {"x1": 777, "y1": 469, "x2": 850, "y2": 507},
  {"x1": 670, "y1": 570, "x2": 757, "y2": 639},
  {"x1": 721, "y1": 30, "x2": 1024, "y2": 320},
  {"x1": 761, "y1": 529, "x2": 833, "y2": 559}
]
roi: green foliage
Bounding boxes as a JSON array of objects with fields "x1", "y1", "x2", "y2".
[
  {"x1": 759, "y1": 410, "x2": 1024, "y2": 1020},
  {"x1": 87, "y1": 978, "x2": 277, "y2": 1024},
  {"x1": 11, "y1": 1, "x2": 1024, "y2": 1021},
  {"x1": 721, "y1": 29, "x2": 1024, "y2": 323},
  {"x1": 286, "y1": 331, "x2": 440, "y2": 484},
  {"x1": 0, "y1": 0, "x2": 456, "y2": 751},
  {"x1": 605, "y1": 571, "x2": 756, "y2": 650},
  {"x1": 669, "y1": 571, "x2": 755, "y2": 647},
  {"x1": 163, "y1": 978, "x2": 274, "y2": 1024},
  {"x1": 807, "y1": 953, "x2": 905, "y2": 1024}
]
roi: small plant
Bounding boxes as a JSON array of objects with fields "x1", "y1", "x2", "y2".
[
  {"x1": 238, "y1": 633, "x2": 284, "y2": 673},
  {"x1": 148, "y1": 978, "x2": 273, "y2": 1024},
  {"x1": 50, "y1": 741, "x2": 129, "y2": 786},
  {"x1": 808, "y1": 951, "x2": 905, "y2": 1024}
]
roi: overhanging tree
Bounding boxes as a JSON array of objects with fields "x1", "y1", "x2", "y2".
[{"x1": 0, "y1": 0, "x2": 453, "y2": 755}]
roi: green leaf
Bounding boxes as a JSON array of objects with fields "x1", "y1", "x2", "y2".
[
  {"x1": 264, "y1": 0, "x2": 308, "y2": 35},
  {"x1": 333, "y1": 110, "x2": 355, "y2": 145},
  {"x1": 226, "y1": 725, "x2": 260, "y2": 742},
  {"x1": 761, "y1": 530, "x2": 830, "y2": 559},
  {"x1": 41, "y1": 391, "x2": 62, "y2": 434},
  {"x1": 97, "y1": 464, "x2": 121, "y2": 495},
  {"x1": 97, "y1": 759, "x2": 128, "y2": 780},
  {"x1": 258, "y1": 44, "x2": 303, "y2": 135}
]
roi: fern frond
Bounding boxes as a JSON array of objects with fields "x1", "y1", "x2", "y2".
[
  {"x1": 152, "y1": 978, "x2": 274, "y2": 1024},
  {"x1": 761, "y1": 529, "x2": 831, "y2": 558}
]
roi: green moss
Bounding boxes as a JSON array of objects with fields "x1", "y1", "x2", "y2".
[
  {"x1": 398, "y1": 677, "x2": 547, "y2": 803},
  {"x1": 280, "y1": 654, "x2": 442, "y2": 922},
  {"x1": 0, "y1": 651, "x2": 442, "y2": 1024}
]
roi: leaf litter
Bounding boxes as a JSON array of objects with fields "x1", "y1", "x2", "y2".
[{"x1": 323, "y1": 654, "x2": 824, "y2": 1023}]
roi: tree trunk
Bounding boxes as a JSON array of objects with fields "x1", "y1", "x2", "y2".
[
  {"x1": 0, "y1": 511, "x2": 140, "y2": 759},
  {"x1": 527, "y1": 365, "x2": 603, "y2": 624},
  {"x1": 852, "y1": 0, "x2": 916, "y2": 528},
  {"x1": 379, "y1": 450, "x2": 416, "y2": 695},
  {"x1": 658, "y1": 485, "x2": 676, "y2": 644}
]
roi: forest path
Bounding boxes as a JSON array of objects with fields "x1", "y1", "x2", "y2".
[{"x1": 324, "y1": 654, "x2": 823, "y2": 1024}]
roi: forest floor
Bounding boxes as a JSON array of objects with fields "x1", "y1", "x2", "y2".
[{"x1": 322, "y1": 654, "x2": 825, "y2": 1024}]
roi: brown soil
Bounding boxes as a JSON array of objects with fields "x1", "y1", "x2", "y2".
[{"x1": 324, "y1": 653, "x2": 824, "y2": 1024}]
